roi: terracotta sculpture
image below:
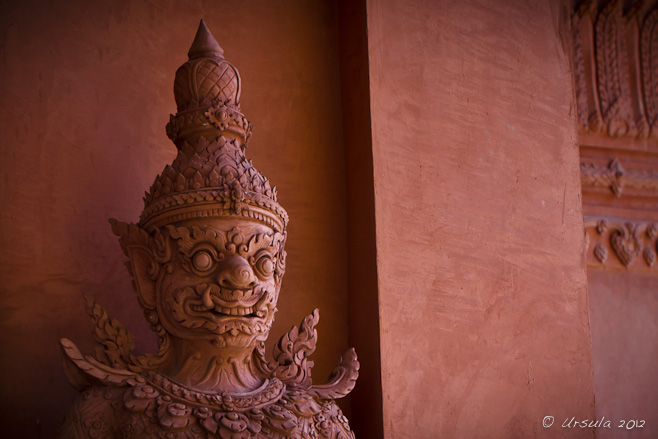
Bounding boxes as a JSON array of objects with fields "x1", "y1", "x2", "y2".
[{"x1": 59, "y1": 21, "x2": 358, "y2": 439}]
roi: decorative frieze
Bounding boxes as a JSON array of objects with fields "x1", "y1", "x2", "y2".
[
  {"x1": 572, "y1": 0, "x2": 658, "y2": 139},
  {"x1": 580, "y1": 158, "x2": 625, "y2": 196},
  {"x1": 581, "y1": 158, "x2": 658, "y2": 197},
  {"x1": 585, "y1": 218, "x2": 658, "y2": 269}
]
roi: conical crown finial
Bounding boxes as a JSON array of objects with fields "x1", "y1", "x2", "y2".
[
  {"x1": 145, "y1": 21, "x2": 286, "y2": 232},
  {"x1": 168, "y1": 20, "x2": 247, "y2": 145},
  {"x1": 188, "y1": 19, "x2": 224, "y2": 60}
]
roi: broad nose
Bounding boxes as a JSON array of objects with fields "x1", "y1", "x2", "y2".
[{"x1": 217, "y1": 255, "x2": 257, "y2": 289}]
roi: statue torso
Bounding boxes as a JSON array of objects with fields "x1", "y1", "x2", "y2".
[
  {"x1": 58, "y1": 308, "x2": 358, "y2": 439},
  {"x1": 61, "y1": 375, "x2": 354, "y2": 438}
]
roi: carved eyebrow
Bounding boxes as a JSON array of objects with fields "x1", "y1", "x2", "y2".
[
  {"x1": 166, "y1": 225, "x2": 226, "y2": 257},
  {"x1": 166, "y1": 225, "x2": 283, "y2": 258},
  {"x1": 242, "y1": 232, "x2": 275, "y2": 255}
]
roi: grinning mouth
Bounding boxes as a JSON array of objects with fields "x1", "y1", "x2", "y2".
[
  {"x1": 187, "y1": 284, "x2": 268, "y2": 319},
  {"x1": 169, "y1": 283, "x2": 277, "y2": 337},
  {"x1": 191, "y1": 303, "x2": 261, "y2": 317}
]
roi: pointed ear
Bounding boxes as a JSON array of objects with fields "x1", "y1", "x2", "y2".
[{"x1": 109, "y1": 219, "x2": 158, "y2": 310}]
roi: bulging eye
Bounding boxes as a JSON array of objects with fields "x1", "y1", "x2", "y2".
[
  {"x1": 192, "y1": 251, "x2": 213, "y2": 272},
  {"x1": 254, "y1": 253, "x2": 274, "y2": 278}
]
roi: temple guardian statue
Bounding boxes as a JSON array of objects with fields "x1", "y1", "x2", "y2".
[{"x1": 59, "y1": 21, "x2": 358, "y2": 439}]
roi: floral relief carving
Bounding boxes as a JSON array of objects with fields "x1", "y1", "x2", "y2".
[
  {"x1": 594, "y1": 244, "x2": 608, "y2": 263},
  {"x1": 641, "y1": 10, "x2": 658, "y2": 134},
  {"x1": 580, "y1": 157, "x2": 658, "y2": 198},
  {"x1": 610, "y1": 223, "x2": 641, "y2": 267},
  {"x1": 572, "y1": 0, "x2": 658, "y2": 139},
  {"x1": 580, "y1": 158, "x2": 624, "y2": 197},
  {"x1": 585, "y1": 218, "x2": 658, "y2": 270},
  {"x1": 643, "y1": 247, "x2": 656, "y2": 266},
  {"x1": 59, "y1": 21, "x2": 358, "y2": 438}
]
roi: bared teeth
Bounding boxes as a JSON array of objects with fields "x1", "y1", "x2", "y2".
[
  {"x1": 237, "y1": 307, "x2": 252, "y2": 316},
  {"x1": 188, "y1": 287, "x2": 267, "y2": 318},
  {"x1": 204, "y1": 305, "x2": 255, "y2": 316}
]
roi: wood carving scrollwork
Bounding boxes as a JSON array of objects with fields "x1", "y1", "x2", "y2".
[{"x1": 585, "y1": 218, "x2": 658, "y2": 270}]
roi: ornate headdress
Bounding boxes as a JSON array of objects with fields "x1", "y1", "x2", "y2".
[{"x1": 140, "y1": 20, "x2": 288, "y2": 233}]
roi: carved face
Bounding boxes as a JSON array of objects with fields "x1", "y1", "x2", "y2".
[{"x1": 156, "y1": 219, "x2": 286, "y2": 349}]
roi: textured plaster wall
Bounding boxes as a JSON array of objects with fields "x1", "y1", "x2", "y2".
[
  {"x1": 0, "y1": 1, "x2": 350, "y2": 436},
  {"x1": 588, "y1": 269, "x2": 658, "y2": 439},
  {"x1": 366, "y1": 0, "x2": 595, "y2": 437}
]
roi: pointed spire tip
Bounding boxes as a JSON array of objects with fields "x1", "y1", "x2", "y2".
[{"x1": 188, "y1": 19, "x2": 224, "y2": 60}]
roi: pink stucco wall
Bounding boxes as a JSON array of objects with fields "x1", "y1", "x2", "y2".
[
  {"x1": 588, "y1": 269, "x2": 658, "y2": 439},
  {"x1": 366, "y1": 0, "x2": 595, "y2": 437}
]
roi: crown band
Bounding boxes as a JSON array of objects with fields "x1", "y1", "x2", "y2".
[{"x1": 140, "y1": 189, "x2": 288, "y2": 232}]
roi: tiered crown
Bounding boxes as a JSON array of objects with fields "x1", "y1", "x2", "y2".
[{"x1": 139, "y1": 20, "x2": 288, "y2": 233}]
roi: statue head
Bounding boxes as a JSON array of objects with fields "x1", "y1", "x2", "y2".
[{"x1": 111, "y1": 21, "x2": 288, "y2": 354}]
